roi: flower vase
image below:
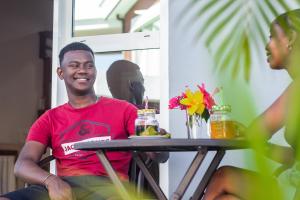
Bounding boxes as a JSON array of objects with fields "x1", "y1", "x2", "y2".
[{"x1": 186, "y1": 115, "x2": 209, "y2": 139}]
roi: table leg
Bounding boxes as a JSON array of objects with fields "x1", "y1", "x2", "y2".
[
  {"x1": 95, "y1": 150, "x2": 131, "y2": 200},
  {"x1": 172, "y1": 149, "x2": 208, "y2": 200},
  {"x1": 133, "y1": 152, "x2": 167, "y2": 200},
  {"x1": 191, "y1": 150, "x2": 225, "y2": 200}
]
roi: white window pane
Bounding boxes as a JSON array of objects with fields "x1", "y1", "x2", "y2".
[
  {"x1": 73, "y1": 0, "x2": 160, "y2": 37},
  {"x1": 94, "y1": 49, "x2": 160, "y2": 102}
]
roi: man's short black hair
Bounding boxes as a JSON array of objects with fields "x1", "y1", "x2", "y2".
[{"x1": 59, "y1": 42, "x2": 94, "y2": 65}]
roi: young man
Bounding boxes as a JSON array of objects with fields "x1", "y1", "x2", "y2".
[{"x1": 0, "y1": 42, "x2": 137, "y2": 200}]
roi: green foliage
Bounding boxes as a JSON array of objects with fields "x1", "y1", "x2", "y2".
[
  {"x1": 201, "y1": 108, "x2": 210, "y2": 122},
  {"x1": 180, "y1": 0, "x2": 300, "y2": 81}
]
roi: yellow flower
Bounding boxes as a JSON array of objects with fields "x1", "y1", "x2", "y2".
[{"x1": 180, "y1": 89, "x2": 205, "y2": 116}]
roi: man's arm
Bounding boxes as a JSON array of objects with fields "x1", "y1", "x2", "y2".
[
  {"x1": 15, "y1": 141, "x2": 73, "y2": 200},
  {"x1": 15, "y1": 141, "x2": 50, "y2": 184}
]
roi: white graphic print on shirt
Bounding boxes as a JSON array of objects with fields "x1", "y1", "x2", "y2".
[{"x1": 61, "y1": 136, "x2": 111, "y2": 155}]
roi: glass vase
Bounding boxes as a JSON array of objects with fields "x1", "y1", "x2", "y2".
[{"x1": 186, "y1": 115, "x2": 209, "y2": 139}]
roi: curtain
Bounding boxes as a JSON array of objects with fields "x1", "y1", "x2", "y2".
[{"x1": 0, "y1": 155, "x2": 16, "y2": 194}]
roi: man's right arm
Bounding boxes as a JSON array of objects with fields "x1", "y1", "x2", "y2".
[
  {"x1": 15, "y1": 141, "x2": 74, "y2": 200},
  {"x1": 15, "y1": 141, "x2": 50, "y2": 184}
]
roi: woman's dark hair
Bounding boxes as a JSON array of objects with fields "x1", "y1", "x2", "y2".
[
  {"x1": 59, "y1": 42, "x2": 94, "y2": 65},
  {"x1": 272, "y1": 9, "x2": 300, "y2": 37}
]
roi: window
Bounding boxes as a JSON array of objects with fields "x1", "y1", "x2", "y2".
[
  {"x1": 73, "y1": 0, "x2": 160, "y2": 37},
  {"x1": 94, "y1": 49, "x2": 160, "y2": 102}
]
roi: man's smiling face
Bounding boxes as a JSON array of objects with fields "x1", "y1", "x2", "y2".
[{"x1": 57, "y1": 50, "x2": 97, "y2": 95}]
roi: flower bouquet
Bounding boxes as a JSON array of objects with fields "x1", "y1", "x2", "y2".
[{"x1": 169, "y1": 83, "x2": 218, "y2": 138}]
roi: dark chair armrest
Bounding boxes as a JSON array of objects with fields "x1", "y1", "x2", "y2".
[{"x1": 38, "y1": 155, "x2": 55, "y2": 168}]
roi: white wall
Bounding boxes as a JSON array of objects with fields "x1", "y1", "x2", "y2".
[
  {"x1": 162, "y1": 0, "x2": 295, "y2": 198},
  {"x1": 0, "y1": 0, "x2": 53, "y2": 144}
]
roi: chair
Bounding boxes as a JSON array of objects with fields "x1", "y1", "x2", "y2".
[{"x1": 129, "y1": 153, "x2": 160, "y2": 197}]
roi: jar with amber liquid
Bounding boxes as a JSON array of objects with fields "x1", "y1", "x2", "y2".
[{"x1": 209, "y1": 105, "x2": 236, "y2": 139}]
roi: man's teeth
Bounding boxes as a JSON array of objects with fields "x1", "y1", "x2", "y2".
[{"x1": 76, "y1": 78, "x2": 88, "y2": 81}]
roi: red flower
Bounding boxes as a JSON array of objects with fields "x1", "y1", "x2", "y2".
[
  {"x1": 168, "y1": 96, "x2": 180, "y2": 109},
  {"x1": 168, "y1": 94, "x2": 187, "y2": 110},
  {"x1": 197, "y1": 83, "x2": 215, "y2": 110}
]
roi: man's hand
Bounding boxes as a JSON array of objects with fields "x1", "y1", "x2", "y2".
[
  {"x1": 145, "y1": 128, "x2": 170, "y2": 163},
  {"x1": 158, "y1": 128, "x2": 171, "y2": 138},
  {"x1": 45, "y1": 175, "x2": 74, "y2": 200},
  {"x1": 158, "y1": 128, "x2": 167, "y2": 135}
]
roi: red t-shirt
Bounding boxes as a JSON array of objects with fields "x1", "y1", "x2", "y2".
[{"x1": 27, "y1": 97, "x2": 137, "y2": 178}]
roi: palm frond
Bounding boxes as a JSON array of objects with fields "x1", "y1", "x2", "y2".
[
  {"x1": 262, "y1": 0, "x2": 278, "y2": 17},
  {"x1": 219, "y1": 28, "x2": 244, "y2": 76},
  {"x1": 249, "y1": 1, "x2": 272, "y2": 63},
  {"x1": 191, "y1": 0, "x2": 224, "y2": 22},
  {"x1": 215, "y1": 18, "x2": 245, "y2": 71},
  {"x1": 231, "y1": 49, "x2": 242, "y2": 79},
  {"x1": 175, "y1": 0, "x2": 200, "y2": 29},
  {"x1": 277, "y1": 0, "x2": 293, "y2": 11},
  {"x1": 256, "y1": 1, "x2": 272, "y2": 27},
  {"x1": 205, "y1": 6, "x2": 241, "y2": 47},
  {"x1": 243, "y1": 34, "x2": 251, "y2": 81},
  {"x1": 180, "y1": 0, "x2": 300, "y2": 81},
  {"x1": 217, "y1": 35, "x2": 240, "y2": 71},
  {"x1": 195, "y1": 1, "x2": 239, "y2": 41}
]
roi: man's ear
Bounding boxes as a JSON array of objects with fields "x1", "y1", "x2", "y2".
[{"x1": 57, "y1": 67, "x2": 64, "y2": 80}]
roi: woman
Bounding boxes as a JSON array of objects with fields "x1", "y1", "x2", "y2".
[{"x1": 204, "y1": 9, "x2": 300, "y2": 200}]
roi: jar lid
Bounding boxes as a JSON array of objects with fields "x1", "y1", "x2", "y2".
[
  {"x1": 143, "y1": 109, "x2": 156, "y2": 114},
  {"x1": 137, "y1": 109, "x2": 145, "y2": 115},
  {"x1": 212, "y1": 105, "x2": 231, "y2": 112},
  {"x1": 138, "y1": 109, "x2": 156, "y2": 115}
]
